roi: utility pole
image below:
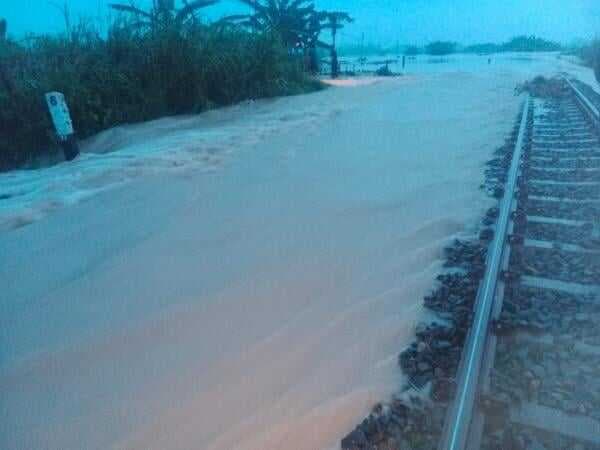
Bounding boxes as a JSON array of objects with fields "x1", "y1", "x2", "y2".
[
  {"x1": 361, "y1": 32, "x2": 365, "y2": 58},
  {"x1": 360, "y1": 32, "x2": 365, "y2": 72}
]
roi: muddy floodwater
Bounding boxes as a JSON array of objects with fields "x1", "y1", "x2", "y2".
[{"x1": 0, "y1": 54, "x2": 590, "y2": 450}]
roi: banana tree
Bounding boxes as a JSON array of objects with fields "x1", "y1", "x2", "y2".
[
  {"x1": 227, "y1": 0, "x2": 317, "y2": 52},
  {"x1": 301, "y1": 11, "x2": 331, "y2": 73},
  {"x1": 109, "y1": 0, "x2": 219, "y2": 32},
  {"x1": 320, "y1": 11, "x2": 353, "y2": 78}
]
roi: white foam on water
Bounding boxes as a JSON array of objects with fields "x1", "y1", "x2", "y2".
[{"x1": 0, "y1": 97, "x2": 338, "y2": 231}]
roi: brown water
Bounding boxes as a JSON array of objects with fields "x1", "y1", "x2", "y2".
[{"x1": 2, "y1": 67, "x2": 533, "y2": 450}]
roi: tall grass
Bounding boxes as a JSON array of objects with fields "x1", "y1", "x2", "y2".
[{"x1": 0, "y1": 19, "x2": 322, "y2": 171}]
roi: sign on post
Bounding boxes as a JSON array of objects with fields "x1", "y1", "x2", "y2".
[{"x1": 45, "y1": 92, "x2": 79, "y2": 161}]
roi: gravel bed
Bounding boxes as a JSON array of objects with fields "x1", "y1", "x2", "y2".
[
  {"x1": 498, "y1": 285, "x2": 600, "y2": 345},
  {"x1": 483, "y1": 132, "x2": 520, "y2": 195},
  {"x1": 514, "y1": 246, "x2": 600, "y2": 284},
  {"x1": 528, "y1": 183, "x2": 600, "y2": 200},
  {"x1": 525, "y1": 198, "x2": 600, "y2": 222},
  {"x1": 536, "y1": 119, "x2": 587, "y2": 127},
  {"x1": 532, "y1": 131, "x2": 592, "y2": 138},
  {"x1": 533, "y1": 123, "x2": 590, "y2": 129},
  {"x1": 423, "y1": 271, "x2": 479, "y2": 325},
  {"x1": 573, "y1": 79, "x2": 600, "y2": 114},
  {"x1": 341, "y1": 265, "x2": 481, "y2": 449},
  {"x1": 525, "y1": 221, "x2": 594, "y2": 245},
  {"x1": 491, "y1": 341, "x2": 600, "y2": 421},
  {"x1": 400, "y1": 322, "x2": 463, "y2": 392},
  {"x1": 530, "y1": 149, "x2": 600, "y2": 159},
  {"x1": 481, "y1": 84, "x2": 600, "y2": 450},
  {"x1": 443, "y1": 239, "x2": 487, "y2": 272},
  {"x1": 483, "y1": 422, "x2": 600, "y2": 450},
  {"x1": 527, "y1": 167, "x2": 600, "y2": 182},
  {"x1": 341, "y1": 398, "x2": 444, "y2": 450},
  {"x1": 532, "y1": 141, "x2": 599, "y2": 150},
  {"x1": 529, "y1": 158, "x2": 600, "y2": 169}
]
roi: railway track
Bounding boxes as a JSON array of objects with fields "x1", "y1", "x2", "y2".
[{"x1": 440, "y1": 78, "x2": 600, "y2": 450}]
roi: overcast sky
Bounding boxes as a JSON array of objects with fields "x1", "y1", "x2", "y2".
[{"x1": 2, "y1": 0, "x2": 600, "y2": 45}]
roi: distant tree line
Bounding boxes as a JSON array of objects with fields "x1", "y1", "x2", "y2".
[
  {"x1": 0, "y1": 1, "x2": 354, "y2": 171},
  {"x1": 425, "y1": 41, "x2": 457, "y2": 56},
  {"x1": 426, "y1": 36, "x2": 561, "y2": 56},
  {"x1": 339, "y1": 35, "x2": 561, "y2": 58},
  {"x1": 404, "y1": 46, "x2": 420, "y2": 56},
  {"x1": 464, "y1": 35, "x2": 562, "y2": 54},
  {"x1": 338, "y1": 42, "x2": 394, "y2": 57}
]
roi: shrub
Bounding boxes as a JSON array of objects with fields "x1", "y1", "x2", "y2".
[
  {"x1": 425, "y1": 41, "x2": 457, "y2": 56},
  {"x1": 580, "y1": 40, "x2": 600, "y2": 83},
  {"x1": 404, "y1": 45, "x2": 420, "y2": 56},
  {"x1": 464, "y1": 36, "x2": 561, "y2": 55},
  {"x1": 0, "y1": 19, "x2": 322, "y2": 171},
  {"x1": 464, "y1": 43, "x2": 501, "y2": 54},
  {"x1": 375, "y1": 65, "x2": 398, "y2": 77},
  {"x1": 502, "y1": 35, "x2": 561, "y2": 52},
  {"x1": 515, "y1": 76, "x2": 566, "y2": 98}
]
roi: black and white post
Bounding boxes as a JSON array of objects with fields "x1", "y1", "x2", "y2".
[{"x1": 45, "y1": 92, "x2": 80, "y2": 161}]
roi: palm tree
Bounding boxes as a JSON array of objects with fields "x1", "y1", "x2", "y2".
[
  {"x1": 227, "y1": 0, "x2": 316, "y2": 51},
  {"x1": 109, "y1": 0, "x2": 219, "y2": 32},
  {"x1": 320, "y1": 11, "x2": 353, "y2": 78}
]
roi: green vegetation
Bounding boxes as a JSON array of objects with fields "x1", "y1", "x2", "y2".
[
  {"x1": 227, "y1": 2, "x2": 352, "y2": 78},
  {"x1": 404, "y1": 45, "x2": 420, "y2": 56},
  {"x1": 339, "y1": 35, "x2": 562, "y2": 59},
  {"x1": 425, "y1": 41, "x2": 457, "y2": 56},
  {"x1": 463, "y1": 42, "x2": 499, "y2": 54},
  {"x1": 109, "y1": 0, "x2": 219, "y2": 31},
  {"x1": 503, "y1": 35, "x2": 561, "y2": 52},
  {"x1": 579, "y1": 40, "x2": 600, "y2": 83},
  {"x1": 465, "y1": 35, "x2": 561, "y2": 54},
  {"x1": 0, "y1": 0, "x2": 352, "y2": 171},
  {"x1": 225, "y1": 0, "x2": 324, "y2": 75},
  {"x1": 226, "y1": 0, "x2": 320, "y2": 50}
]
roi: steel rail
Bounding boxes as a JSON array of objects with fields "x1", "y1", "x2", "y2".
[
  {"x1": 438, "y1": 95, "x2": 530, "y2": 450},
  {"x1": 564, "y1": 77, "x2": 600, "y2": 120},
  {"x1": 564, "y1": 77, "x2": 600, "y2": 131},
  {"x1": 440, "y1": 77, "x2": 600, "y2": 450}
]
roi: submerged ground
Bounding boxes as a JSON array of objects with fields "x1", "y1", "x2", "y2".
[{"x1": 0, "y1": 54, "x2": 591, "y2": 450}]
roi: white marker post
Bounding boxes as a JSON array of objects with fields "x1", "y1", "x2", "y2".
[{"x1": 45, "y1": 92, "x2": 79, "y2": 161}]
